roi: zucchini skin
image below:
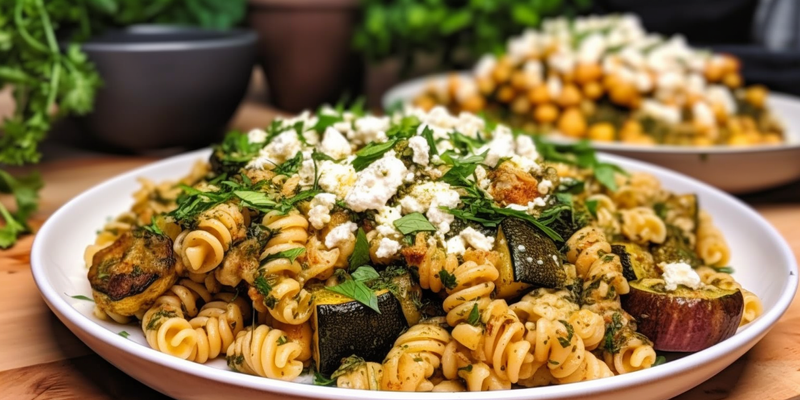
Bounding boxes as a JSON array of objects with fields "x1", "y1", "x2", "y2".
[{"x1": 314, "y1": 291, "x2": 408, "y2": 375}]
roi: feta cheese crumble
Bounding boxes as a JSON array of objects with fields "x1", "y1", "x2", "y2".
[
  {"x1": 319, "y1": 127, "x2": 352, "y2": 160},
  {"x1": 325, "y1": 221, "x2": 357, "y2": 249},
  {"x1": 376, "y1": 238, "x2": 402, "y2": 259},
  {"x1": 345, "y1": 151, "x2": 408, "y2": 212},
  {"x1": 661, "y1": 261, "x2": 704, "y2": 291},
  {"x1": 459, "y1": 227, "x2": 495, "y2": 252},
  {"x1": 308, "y1": 193, "x2": 337, "y2": 230},
  {"x1": 408, "y1": 136, "x2": 430, "y2": 166}
]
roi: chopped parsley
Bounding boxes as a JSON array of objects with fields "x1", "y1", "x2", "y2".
[
  {"x1": 118, "y1": 331, "x2": 130, "y2": 339},
  {"x1": 557, "y1": 320, "x2": 575, "y2": 348},
  {"x1": 68, "y1": 294, "x2": 94, "y2": 302},
  {"x1": 438, "y1": 270, "x2": 458, "y2": 290},
  {"x1": 466, "y1": 303, "x2": 481, "y2": 326}
]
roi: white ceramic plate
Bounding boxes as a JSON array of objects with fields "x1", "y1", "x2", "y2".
[
  {"x1": 32, "y1": 149, "x2": 798, "y2": 400},
  {"x1": 383, "y1": 73, "x2": 800, "y2": 194}
]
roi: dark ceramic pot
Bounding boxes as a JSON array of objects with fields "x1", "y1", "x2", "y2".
[
  {"x1": 77, "y1": 26, "x2": 256, "y2": 150},
  {"x1": 248, "y1": 0, "x2": 362, "y2": 112}
]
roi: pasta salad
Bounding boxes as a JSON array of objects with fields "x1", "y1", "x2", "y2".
[{"x1": 84, "y1": 105, "x2": 761, "y2": 392}]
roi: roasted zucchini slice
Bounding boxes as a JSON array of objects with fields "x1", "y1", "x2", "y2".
[
  {"x1": 611, "y1": 243, "x2": 657, "y2": 282},
  {"x1": 494, "y1": 217, "x2": 568, "y2": 299},
  {"x1": 88, "y1": 229, "x2": 178, "y2": 316},
  {"x1": 311, "y1": 286, "x2": 409, "y2": 375}
]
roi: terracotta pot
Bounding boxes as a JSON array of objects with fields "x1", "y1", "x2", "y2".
[{"x1": 249, "y1": 0, "x2": 362, "y2": 113}]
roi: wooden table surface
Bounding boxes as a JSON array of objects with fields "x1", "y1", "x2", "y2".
[{"x1": 1, "y1": 99, "x2": 799, "y2": 400}]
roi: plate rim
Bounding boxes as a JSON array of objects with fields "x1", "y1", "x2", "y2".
[
  {"x1": 30, "y1": 148, "x2": 799, "y2": 399},
  {"x1": 381, "y1": 72, "x2": 800, "y2": 154}
]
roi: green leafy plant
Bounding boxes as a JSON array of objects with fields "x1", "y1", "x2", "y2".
[
  {"x1": 0, "y1": 0, "x2": 246, "y2": 247},
  {"x1": 353, "y1": 0, "x2": 593, "y2": 71}
]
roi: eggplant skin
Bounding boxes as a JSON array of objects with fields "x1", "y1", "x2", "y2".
[
  {"x1": 88, "y1": 229, "x2": 178, "y2": 316},
  {"x1": 622, "y1": 282, "x2": 744, "y2": 352}
]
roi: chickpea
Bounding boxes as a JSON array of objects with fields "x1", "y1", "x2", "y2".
[
  {"x1": 493, "y1": 64, "x2": 511, "y2": 84},
  {"x1": 574, "y1": 63, "x2": 603, "y2": 84},
  {"x1": 602, "y1": 74, "x2": 620, "y2": 90},
  {"x1": 744, "y1": 85, "x2": 768, "y2": 108},
  {"x1": 477, "y1": 77, "x2": 495, "y2": 95},
  {"x1": 533, "y1": 103, "x2": 559, "y2": 124},
  {"x1": 413, "y1": 95, "x2": 436, "y2": 111},
  {"x1": 527, "y1": 85, "x2": 550, "y2": 105},
  {"x1": 609, "y1": 83, "x2": 636, "y2": 106},
  {"x1": 723, "y1": 72, "x2": 742, "y2": 88},
  {"x1": 511, "y1": 96, "x2": 531, "y2": 115},
  {"x1": 583, "y1": 81, "x2": 604, "y2": 100},
  {"x1": 588, "y1": 122, "x2": 616, "y2": 141},
  {"x1": 511, "y1": 71, "x2": 530, "y2": 90},
  {"x1": 722, "y1": 55, "x2": 741, "y2": 74},
  {"x1": 619, "y1": 120, "x2": 643, "y2": 141},
  {"x1": 461, "y1": 95, "x2": 486, "y2": 113},
  {"x1": 692, "y1": 137, "x2": 714, "y2": 146},
  {"x1": 704, "y1": 63, "x2": 724, "y2": 82},
  {"x1": 557, "y1": 107, "x2": 587, "y2": 138},
  {"x1": 711, "y1": 102, "x2": 728, "y2": 123},
  {"x1": 496, "y1": 85, "x2": 516, "y2": 103},
  {"x1": 630, "y1": 134, "x2": 656, "y2": 145},
  {"x1": 762, "y1": 133, "x2": 783, "y2": 144},
  {"x1": 728, "y1": 134, "x2": 751, "y2": 146},
  {"x1": 557, "y1": 84, "x2": 582, "y2": 108}
]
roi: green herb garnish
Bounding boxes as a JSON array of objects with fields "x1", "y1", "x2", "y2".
[
  {"x1": 438, "y1": 270, "x2": 457, "y2": 290},
  {"x1": 326, "y1": 277, "x2": 381, "y2": 313},
  {"x1": 349, "y1": 228, "x2": 370, "y2": 271},
  {"x1": 393, "y1": 212, "x2": 437, "y2": 236}
]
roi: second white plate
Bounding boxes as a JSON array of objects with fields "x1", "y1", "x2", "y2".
[{"x1": 383, "y1": 73, "x2": 800, "y2": 193}]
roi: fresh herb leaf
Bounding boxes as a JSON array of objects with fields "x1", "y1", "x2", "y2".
[
  {"x1": 458, "y1": 364, "x2": 473, "y2": 373},
  {"x1": 585, "y1": 199, "x2": 599, "y2": 218},
  {"x1": 254, "y1": 276, "x2": 273, "y2": 297},
  {"x1": 118, "y1": 330, "x2": 130, "y2": 339},
  {"x1": 393, "y1": 212, "x2": 437, "y2": 235},
  {"x1": 713, "y1": 266, "x2": 735, "y2": 274},
  {"x1": 534, "y1": 138, "x2": 626, "y2": 191},
  {"x1": 351, "y1": 139, "x2": 397, "y2": 171},
  {"x1": 385, "y1": 116, "x2": 420, "y2": 139},
  {"x1": 421, "y1": 126, "x2": 438, "y2": 157},
  {"x1": 261, "y1": 247, "x2": 306, "y2": 266},
  {"x1": 349, "y1": 228, "x2": 370, "y2": 271},
  {"x1": 653, "y1": 355, "x2": 667, "y2": 366},
  {"x1": 326, "y1": 279, "x2": 381, "y2": 313},
  {"x1": 313, "y1": 370, "x2": 336, "y2": 386},
  {"x1": 312, "y1": 113, "x2": 345, "y2": 133},
  {"x1": 273, "y1": 151, "x2": 303, "y2": 176},
  {"x1": 438, "y1": 270, "x2": 457, "y2": 290},
  {"x1": 331, "y1": 355, "x2": 368, "y2": 379},
  {"x1": 557, "y1": 320, "x2": 574, "y2": 348},
  {"x1": 234, "y1": 190, "x2": 277, "y2": 209},
  {"x1": 68, "y1": 294, "x2": 94, "y2": 302},
  {"x1": 0, "y1": 170, "x2": 43, "y2": 248},
  {"x1": 653, "y1": 202, "x2": 668, "y2": 220},
  {"x1": 277, "y1": 335, "x2": 289, "y2": 346},
  {"x1": 351, "y1": 266, "x2": 380, "y2": 282},
  {"x1": 142, "y1": 219, "x2": 164, "y2": 235},
  {"x1": 466, "y1": 303, "x2": 481, "y2": 326}
]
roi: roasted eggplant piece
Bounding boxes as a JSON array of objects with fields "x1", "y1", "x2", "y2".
[
  {"x1": 88, "y1": 229, "x2": 178, "y2": 316},
  {"x1": 622, "y1": 278, "x2": 744, "y2": 352},
  {"x1": 611, "y1": 243, "x2": 657, "y2": 282},
  {"x1": 311, "y1": 286, "x2": 410, "y2": 375},
  {"x1": 494, "y1": 217, "x2": 568, "y2": 299}
]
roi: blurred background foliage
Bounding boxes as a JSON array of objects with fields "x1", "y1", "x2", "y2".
[{"x1": 353, "y1": 0, "x2": 592, "y2": 71}]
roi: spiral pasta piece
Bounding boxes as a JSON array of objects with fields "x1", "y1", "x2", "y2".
[
  {"x1": 523, "y1": 319, "x2": 585, "y2": 379},
  {"x1": 381, "y1": 324, "x2": 451, "y2": 391},
  {"x1": 587, "y1": 194, "x2": 620, "y2": 235},
  {"x1": 509, "y1": 288, "x2": 578, "y2": 323},
  {"x1": 556, "y1": 348, "x2": 614, "y2": 383},
  {"x1": 740, "y1": 289, "x2": 763, "y2": 326},
  {"x1": 696, "y1": 211, "x2": 731, "y2": 266},
  {"x1": 186, "y1": 293, "x2": 250, "y2": 363},
  {"x1": 174, "y1": 202, "x2": 247, "y2": 274},
  {"x1": 226, "y1": 324, "x2": 304, "y2": 381},
  {"x1": 336, "y1": 362, "x2": 384, "y2": 390},
  {"x1": 141, "y1": 296, "x2": 197, "y2": 360},
  {"x1": 604, "y1": 334, "x2": 657, "y2": 374},
  {"x1": 440, "y1": 339, "x2": 511, "y2": 391},
  {"x1": 298, "y1": 236, "x2": 339, "y2": 283},
  {"x1": 612, "y1": 172, "x2": 664, "y2": 209},
  {"x1": 619, "y1": 207, "x2": 667, "y2": 244},
  {"x1": 442, "y1": 259, "x2": 499, "y2": 327}
]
